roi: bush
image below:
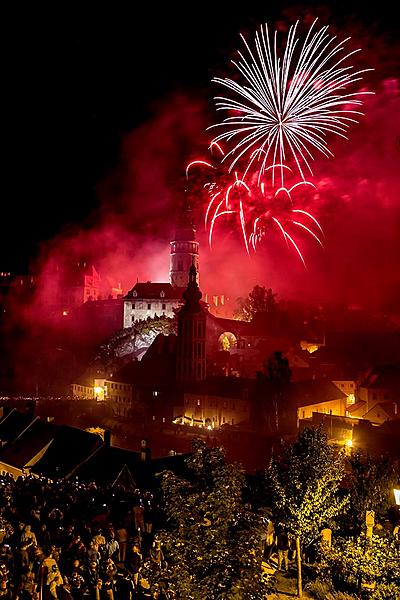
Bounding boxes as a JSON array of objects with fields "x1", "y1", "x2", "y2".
[
  {"x1": 319, "y1": 534, "x2": 400, "y2": 595},
  {"x1": 305, "y1": 579, "x2": 333, "y2": 599},
  {"x1": 306, "y1": 579, "x2": 358, "y2": 600}
]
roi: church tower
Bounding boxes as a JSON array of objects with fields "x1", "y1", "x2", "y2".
[
  {"x1": 176, "y1": 265, "x2": 206, "y2": 383},
  {"x1": 170, "y1": 199, "x2": 199, "y2": 288}
]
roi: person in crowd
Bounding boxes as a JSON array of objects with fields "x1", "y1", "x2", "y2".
[
  {"x1": 275, "y1": 527, "x2": 289, "y2": 572},
  {"x1": 115, "y1": 526, "x2": 128, "y2": 564},
  {"x1": 127, "y1": 543, "x2": 142, "y2": 590},
  {"x1": 0, "y1": 473, "x2": 161, "y2": 599}
]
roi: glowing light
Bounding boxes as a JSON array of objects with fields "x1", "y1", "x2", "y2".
[
  {"x1": 345, "y1": 438, "x2": 353, "y2": 447},
  {"x1": 394, "y1": 489, "x2": 400, "y2": 506},
  {"x1": 94, "y1": 386, "x2": 103, "y2": 396},
  {"x1": 209, "y1": 19, "x2": 372, "y2": 185}
]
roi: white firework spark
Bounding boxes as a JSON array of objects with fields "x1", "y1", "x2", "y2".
[{"x1": 209, "y1": 19, "x2": 373, "y2": 185}]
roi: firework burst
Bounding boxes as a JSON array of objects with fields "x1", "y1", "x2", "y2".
[
  {"x1": 186, "y1": 147, "x2": 324, "y2": 268},
  {"x1": 209, "y1": 19, "x2": 373, "y2": 186}
]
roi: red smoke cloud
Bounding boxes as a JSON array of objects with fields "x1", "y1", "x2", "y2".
[{"x1": 4, "y1": 10, "x2": 399, "y2": 394}]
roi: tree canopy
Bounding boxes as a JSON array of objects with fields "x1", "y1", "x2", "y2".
[
  {"x1": 152, "y1": 440, "x2": 267, "y2": 599},
  {"x1": 347, "y1": 451, "x2": 399, "y2": 532},
  {"x1": 267, "y1": 426, "x2": 348, "y2": 596},
  {"x1": 234, "y1": 285, "x2": 277, "y2": 322}
]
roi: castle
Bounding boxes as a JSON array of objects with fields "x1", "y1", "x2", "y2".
[{"x1": 123, "y1": 200, "x2": 199, "y2": 327}]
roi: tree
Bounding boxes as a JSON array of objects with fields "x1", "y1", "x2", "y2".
[
  {"x1": 267, "y1": 426, "x2": 348, "y2": 598},
  {"x1": 150, "y1": 440, "x2": 267, "y2": 599},
  {"x1": 263, "y1": 351, "x2": 291, "y2": 432},
  {"x1": 347, "y1": 451, "x2": 399, "y2": 533},
  {"x1": 264, "y1": 351, "x2": 291, "y2": 383},
  {"x1": 234, "y1": 286, "x2": 277, "y2": 322}
]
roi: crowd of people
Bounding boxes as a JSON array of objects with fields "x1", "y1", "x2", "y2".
[{"x1": 0, "y1": 473, "x2": 168, "y2": 599}]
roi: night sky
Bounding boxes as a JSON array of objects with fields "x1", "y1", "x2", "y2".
[{"x1": 3, "y1": 3, "x2": 399, "y2": 307}]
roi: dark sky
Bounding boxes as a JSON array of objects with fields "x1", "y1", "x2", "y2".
[{"x1": 2, "y1": 2, "x2": 399, "y2": 275}]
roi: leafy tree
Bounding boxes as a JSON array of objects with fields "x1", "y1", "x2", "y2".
[
  {"x1": 151, "y1": 440, "x2": 267, "y2": 599},
  {"x1": 347, "y1": 452, "x2": 399, "y2": 532},
  {"x1": 234, "y1": 286, "x2": 277, "y2": 322},
  {"x1": 267, "y1": 426, "x2": 348, "y2": 597}
]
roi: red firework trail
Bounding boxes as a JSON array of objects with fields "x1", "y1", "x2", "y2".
[{"x1": 186, "y1": 144, "x2": 324, "y2": 268}]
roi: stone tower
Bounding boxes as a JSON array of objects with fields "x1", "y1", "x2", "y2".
[
  {"x1": 170, "y1": 199, "x2": 199, "y2": 288},
  {"x1": 176, "y1": 265, "x2": 206, "y2": 383}
]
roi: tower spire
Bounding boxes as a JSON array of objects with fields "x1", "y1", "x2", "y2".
[
  {"x1": 170, "y1": 197, "x2": 199, "y2": 288},
  {"x1": 176, "y1": 266, "x2": 206, "y2": 382}
]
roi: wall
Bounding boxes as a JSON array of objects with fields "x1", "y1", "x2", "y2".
[
  {"x1": 297, "y1": 396, "x2": 347, "y2": 421},
  {"x1": 106, "y1": 380, "x2": 133, "y2": 417},
  {"x1": 123, "y1": 299, "x2": 180, "y2": 328},
  {"x1": 179, "y1": 393, "x2": 250, "y2": 428}
]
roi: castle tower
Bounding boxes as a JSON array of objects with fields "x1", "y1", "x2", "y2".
[
  {"x1": 176, "y1": 265, "x2": 206, "y2": 383},
  {"x1": 170, "y1": 199, "x2": 199, "y2": 288}
]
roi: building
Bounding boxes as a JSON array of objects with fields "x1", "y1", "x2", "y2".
[
  {"x1": 174, "y1": 377, "x2": 253, "y2": 429},
  {"x1": 62, "y1": 261, "x2": 102, "y2": 308},
  {"x1": 123, "y1": 282, "x2": 184, "y2": 327},
  {"x1": 123, "y1": 200, "x2": 198, "y2": 328},
  {"x1": 71, "y1": 375, "x2": 107, "y2": 401},
  {"x1": 104, "y1": 333, "x2": 178, "y2": 422},
  {"x1": 295, "y1": 379, "x2": 348, "y2": 422},
  {"x1": 358, "y1": 364, "x2": 400, "y2": 413}
]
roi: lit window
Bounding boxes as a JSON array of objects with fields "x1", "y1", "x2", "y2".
[
  {"x1": 153, "y1": 391, "x2": 159, "y2": 397},
  {"x1": 197, "y1": 398, "x2": 201, "y2": 406}
]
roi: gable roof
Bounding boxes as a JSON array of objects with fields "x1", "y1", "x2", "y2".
[
  {"x1": 347, "y1": 400, "x2": 367, "y2": 415},
  {"x1": 71, "y1": 444, "x2": 140, "y2": 483},
  {"x1": 125, "y1": 282, "x2": 185, "y2": 300},
  {"x1": 0, "y1": 409, "x2": 37, "y2": 444},
  {"x1": 360, "y1": 364, "x2": 400, "y2": 391},
  {"x1": 289, "y1": 378, "x2": 347, "y2": 407},
  {"x1": 363, "y1": 402, "x2": 398, "y2": 421},
  {"x1": 31, "y1": 425, "x2": 103, "y2": 479},
  {"x1": 0, "y1": 418, "x2": 57, "y2": 469}
]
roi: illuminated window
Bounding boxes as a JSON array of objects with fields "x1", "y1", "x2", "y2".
[
  {"x1": 197, "y1": 398, "x2": 201, "y2": 406},
  {"x1": 153, "y1": 391, "x2": 159, "y2": 397}
]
